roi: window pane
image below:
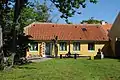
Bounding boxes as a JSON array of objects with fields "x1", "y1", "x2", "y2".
[
  {"x1": 59, "y1": 42, "x2": 67, "y2": 51},
  {"x1": 77, "y1": 43, "x2": 80, "y2": 50},
  {"x1": 73, "y1": 42, "x2": 80, "y2": 51},
  {"x1": 73, "y1": 45, "x2": 75, "y2": 51},
  {"x1": 88, "y1": 43, "x2": 95, "y2": 50},
  {"x1": 60, "y1": 43, "x2": 62, "y2": 51},
  {"x1": 30, "y1": 43, "x2": 38, "y2": 51}
]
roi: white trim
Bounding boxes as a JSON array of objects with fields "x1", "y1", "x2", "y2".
[
  {"x1": 29, "y1": 51, "x2": 38, "y2": 52},
  {"x1": 88, "y1": 50, "x2": 95, "y2": 52},
  {"x1": 43, "y1": 55, "x2": 46, "y2": 57}
]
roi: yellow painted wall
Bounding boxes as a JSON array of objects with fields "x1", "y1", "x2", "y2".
[
  {"x1": 26, "y1": 41, "x2": 105, "y2": 57},
  {"x1": 82, "y1": 44, "x2": 104, "y2": 56},
  {"x1": 57, "y1": 42, "x2": 105, "y2": 57},
  {"x1": 26, "y1": 51, "x2": 38, "y2": 57}
]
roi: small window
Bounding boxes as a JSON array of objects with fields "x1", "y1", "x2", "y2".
[
  {"x1": 88, "y1": 43, "x2": 95, "y2": 50},
  {"x1": 81, "y1": 28, "x2": 87, "y2": 31},
  {"x1": 73, "y1": 42, "x2": 80, "y2": 51},
  {"x1": 59, "y1": 42, "x2": 67, "y2": 51},
  {"x1": 29, "y1": 43, "x2": 38, "y2": 51}
]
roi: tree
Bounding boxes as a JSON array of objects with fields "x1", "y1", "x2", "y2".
[
  {"x1": 81, "y1": 17, "x2": 104, "y2": 24},
  {"x1": 0, "y1": 0, "x2": 98, "y2": 69},
  {"x1": 17, "y1": 1, "x2": 52, "y2": 33},
  {"x1": 0, "y1": 0, "x2": 29, "y2": 69},
  {"x1": 0, "y1": 0, "x2": 53, "y2": 69},
  {"x1": 0, "y1": 0, "x2": 13, "y2": 70},
  {"x1": 3, "y1": 0, "x2": 52, "y2": 66}
]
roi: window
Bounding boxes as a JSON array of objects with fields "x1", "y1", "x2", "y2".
[
  {"x1": 29, "y1": 43, "x2": 38, "y2": 51},
  {"x1": 59, "y1": 42, "x2": 67, "y2": 51},
  {"x1": 73, "y1": 42, "x2": 80, "y2": 51},
  {"x1": 88, "y1": 43, "x2": 95, "y2": 50},
  {"x1": 81, "y1": 28, "x2": 87, "y2": 31}
]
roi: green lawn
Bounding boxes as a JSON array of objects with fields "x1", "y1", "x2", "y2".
[{"x1": 0, "y1": 58, "x2": 120, "y2": 80}]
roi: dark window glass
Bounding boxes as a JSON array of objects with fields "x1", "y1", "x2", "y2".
[{"x1": 88, "y1": 43, "x2": 95, "y2": 50}]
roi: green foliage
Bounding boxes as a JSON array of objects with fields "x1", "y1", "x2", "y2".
[
  {"x1": 0, "y1": 0, "x2": 14, "y2": 70},
  {"x1": 20, "y1": 1, "x2": 51, "y2": 29},
  {"x1": 14, "y1": 34, "x2": 31, "y2": 64},
  {"x1": 11, "y1": 1, "x2": 52, "y2": 33},
  {"x1": 0, "y1": 0, "x2": 52, "y2": 67},
  {"x1": 81, "y1": 17, "x2": 104, "y2": 24}
]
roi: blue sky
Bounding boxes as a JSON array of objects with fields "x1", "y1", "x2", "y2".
[{"x1": 30, "y1": 0, "x2": 120, "y2": 24}]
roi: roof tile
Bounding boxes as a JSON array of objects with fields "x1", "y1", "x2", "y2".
[{"x1": 25, "y1": 23, "x2": 109, "y2": 41}]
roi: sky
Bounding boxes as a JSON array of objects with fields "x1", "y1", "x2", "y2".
[{"x1": 30, "y1": 0, "x2": 120, "y2": 24}]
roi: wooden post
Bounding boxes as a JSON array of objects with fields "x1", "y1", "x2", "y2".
[
  {"x1": 74, "y1": 54, "x2": 77, "y2": 59},
  {"x1": 60, "y1": 54, "x2": 62, "y2": 59}
]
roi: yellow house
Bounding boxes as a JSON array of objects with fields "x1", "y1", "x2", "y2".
[{"x1": 24, "y1": 22, "x2": 109, "y2": 58}]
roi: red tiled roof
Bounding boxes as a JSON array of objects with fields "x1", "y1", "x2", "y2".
[
  {"x1": 24, "y1": 23, "x2": 108, "y2": 41},
  {"x1": 102, "y1": 24, "x2": 112, "y2": 34}
]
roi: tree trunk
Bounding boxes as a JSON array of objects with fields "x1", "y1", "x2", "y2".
[
  {"x1": 55, "y1": 44, "x2": 58, "y2": 58},
  {"x1": 11, "y1": 0, "x2": 20, "y2": 66},
  {"x1": 11, "y1": 25, "x2": 16, "y2": 66},
  {"x1": 0, "y1": 26, "x2": 4, "y2": 70},
  {"x1": 53, "y1": 36, "x2": 58, "y2": 58}
]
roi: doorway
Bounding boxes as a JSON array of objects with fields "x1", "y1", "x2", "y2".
[
  {"x1": 45, "y1": 43, "x2": 53, "y2": 56},
  {"x1": 45, "y1": 43, "x2": 50, "y2": 55}
]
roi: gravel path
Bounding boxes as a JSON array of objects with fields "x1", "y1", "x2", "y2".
[{"x1": 27, "y1": 57, "x2": 52, "y2": 62}]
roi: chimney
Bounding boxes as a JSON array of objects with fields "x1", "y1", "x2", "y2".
[
  {"x1": 101, "y1": 21, "x2": 107, "y2": 25},
  {"x1": 101, "y1": 21, "x2": 106, "y2": 25}
]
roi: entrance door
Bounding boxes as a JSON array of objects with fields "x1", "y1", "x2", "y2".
[{"x1": 45, "y1": 43, "x2": 50, "y2": 55}]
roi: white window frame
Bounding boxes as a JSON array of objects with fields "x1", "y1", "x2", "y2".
[
  {"x1": 59, "y1": 42, "x2": 67, "y2": 51},
  {"x1": 73, "y1": 42, "x2": 80, "y2": 51},
  {"x1": 29, "y1": 43, "x2": 38, "y2": 51}
]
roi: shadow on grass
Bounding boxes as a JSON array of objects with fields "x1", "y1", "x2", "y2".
[
  {"x1": 16, "y1": 61, "x2": 37, "y2": 70},
  {"x1": 18, "y1": 66, "x2": 37, "y2": 69},
  {"x1": 103, "y1": 56, "x2": 120, "y2": 62}
]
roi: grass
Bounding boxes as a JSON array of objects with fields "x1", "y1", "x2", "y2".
[{"x1": 0, "y1": 58, "x2": 120, "y2": 80}]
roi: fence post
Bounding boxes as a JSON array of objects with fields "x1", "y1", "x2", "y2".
[
  {"x1": 60, "y1": 54, "x2": 62, "y2": 59},
  {"x1": 74, "y1": 54, "x2": 77, "y2": 59}
]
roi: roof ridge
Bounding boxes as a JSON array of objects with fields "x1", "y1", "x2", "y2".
[{"x1": 25, "y1": 22, "x2": 112, "y2": 28}]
